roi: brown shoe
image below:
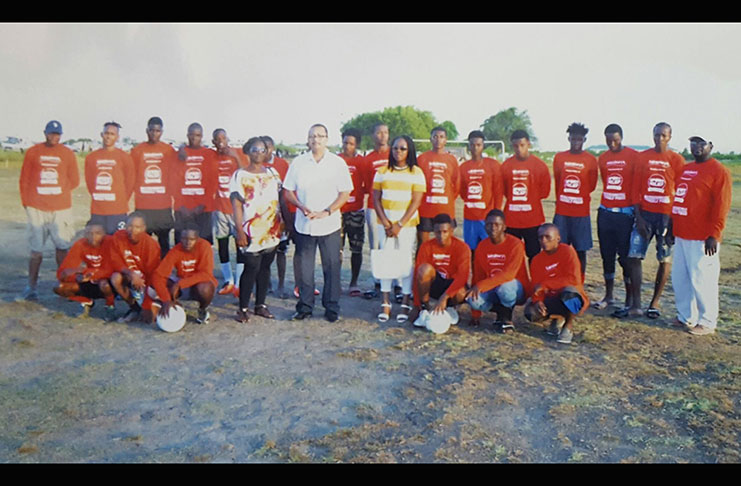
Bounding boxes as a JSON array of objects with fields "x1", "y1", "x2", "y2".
[
  {"x1": 235, "y1": 308, "x2": 250, "y2": 324},
  {"x1": 254, "y1": 305, "x2": 275, "y2": 319}
]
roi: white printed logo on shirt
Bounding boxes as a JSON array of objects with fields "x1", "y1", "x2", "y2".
[
  {"x1": 185, "y1": 168, "x2": 202, "y2": 185},
  {"x1": 96, "y1": 171, "x2": 112, "y2": 191},
  {"x1": 563, "y1": 175, "x2": 581, "y2": 194},
  {"x1": 512, "y1": 183, "x2": 528, "y2": 201}
]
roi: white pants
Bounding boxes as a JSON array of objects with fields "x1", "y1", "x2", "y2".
[
  {"x1": 671, "y1": 237, "x2": 720, "y2": 328},
  {"x1": 377, "y1": 225, "x2": 415, "y2": 295}
]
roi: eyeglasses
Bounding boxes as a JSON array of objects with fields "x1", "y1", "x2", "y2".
[
  {"x1": 309, "y1": 134, "x2": 327, "y2": 139},
  {"x1": 249, "y1": 147, "x2": 267, "y2": 154}
]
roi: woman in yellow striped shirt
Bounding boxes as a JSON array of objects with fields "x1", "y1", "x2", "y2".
[{"x1": 372, "y1": 135, "x2": 427, "y2": 323}]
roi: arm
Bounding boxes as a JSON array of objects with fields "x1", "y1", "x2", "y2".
[
  {"x1": 65, "y1": 149, "x2": 80, "y2": 193},
  {"x1": 492, "y1": 163, "x2": 504, "y2": 210},
  {"x1": 124, "y1": 152, "x2": 136, "y2": 202},
  {"x1": 389, "y1": 190, "x2": 424, "y2": 237},
  {"x1": 152, "y1": 252, "x2": 176, "y2": 303},
  {"x1": 19, "y1": 149, "x2": 32, "y2": 207},
  {"x1": 707, "y1": 168, "x2": 733, "y2": 256},
  {"x1": 442, "y1": 243, "x2": 471, "y2": 299}
]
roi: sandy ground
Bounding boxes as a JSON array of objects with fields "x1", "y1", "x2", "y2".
[{"x1": 1, "y1": 163, "x2": 740, "y2": 463}]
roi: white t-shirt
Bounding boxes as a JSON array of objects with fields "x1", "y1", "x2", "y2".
[
  {"x1": 228, "y1": 167, "x2": 282, "y2": 253},
  {"x1": 283, "y1": 150, "x2": 354, "y2": 236}
]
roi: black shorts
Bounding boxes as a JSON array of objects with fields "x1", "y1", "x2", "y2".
[
  {"x1": 341, "y1": 210, "x2": 365, "y2": 254},
  {"x1": 417, "y1": 216, "x2": 458, "y2": 233},
  {"x1": 137, "y1": 208, "x2": 174, "y2": 233},
  {"x1": 174, "y1": 210, "x2": 213, "y2": 244},
  {"x1": 88, "y1": 213, "x2": 127, "y2": 235},
  {"x1": 506, "y1": 226, "x2": 541, "y2": 260},
  {"x1": 78, "y1": 281, "x2": 108, "y2": 300},
  {"x1": 430, "y1": 272, "x2": 455, "y2": 300}
]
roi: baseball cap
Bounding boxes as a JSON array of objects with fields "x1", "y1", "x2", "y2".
[
  {"x1": 689, "y1": 136, "x2": 710, "y2": 143},
  {"x1": 44, "y1": 120, "x2": 63, "y2": 134}
]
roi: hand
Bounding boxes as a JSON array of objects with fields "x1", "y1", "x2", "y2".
[
  {"x1": 389, "y1": 222, "x2": 402, "y2": 238},
  {"x1": 170, "y1": 283, "x2": 181, "y2": 301},
  {"x1": 177, "y1": 143, "x2": 187, "y2": 161},
  {"x1": 159, "y1": 301, "x2": 174, "y2": 319},
  {"x1": 705, "y1": 236, "x2": 718, "y2": 256},
  {"x1": 130, "y1": 273, "x2": 146, "y2": 291},
  {"x1": 466, "y1": 285, "x2": 481, "y2": 302},
  {"x1": 535, "y1": 300, "x2": 548, "y2": 317},
  {"x1": 384, "y1": 224, "x2": 394, "y2": 237},
  {"x1": 236, "y1": 229, "x2": 249, "y2": 248},
  {"x1": 635, "y1": 216, "x2": 648, "y2": 239},
  {"x1": 433, "y1": 296, "x2": 449, "y2": 315}
]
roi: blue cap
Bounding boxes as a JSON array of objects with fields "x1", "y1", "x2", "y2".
[{"x1": 44, "y1": 120, "x2": 63, "y2": 134}]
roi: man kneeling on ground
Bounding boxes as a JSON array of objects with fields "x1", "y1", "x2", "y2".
[
  {"x1": 466, "y1": 209, "x2": 530, "y2": 333},
  {"x1": 149, "y1": 224, "x2": 217, "y2": 325},
  {"x1": 524, "y1": 223, "x2": 589, "y2": 344},
  {"x1": 411, "y1": 213, "x2": 470, "y2": 327},
  {"x1": 54, "y1": 222, "x2": 116, "y2": 320}
]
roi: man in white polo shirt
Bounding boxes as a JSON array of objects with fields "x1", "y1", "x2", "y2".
[{"x1": 283, "y1": 124, "x2": 353, "y2": 322}]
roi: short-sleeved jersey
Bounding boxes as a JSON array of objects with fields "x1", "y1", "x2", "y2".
[
  {"x1": 151, "y1": 238, "x2": 217, "y2": 302},
  {"x1": 169, "y1": 146, "x2": 219, "y2": 212},
  {"x1": 553, "y1": 150, "x2": 598, "y2": 217},
  {"x1": 632, "y1": 148, "x2": 686, "y2": 214},
  {"x1": 530, "y1": 243, "x2": 589, "y2": 313},
  {"x1": 417, "y1": 151, "x2": 460, "y2": 220},
  {"x1": 671, "y1": 158, "x2": 732, "y2": 242},
  {"x1": 85, "y1": 148, "x2": 136, "y2": 215},
  {"x1": 458, "y1": 158, "x2": 504, "y2": 221},
  {"x1": 130, "y1": 141, "x2": 176, "y2": 210},
  {"x1": 338, "y1": 152, "x2": 365, "y2": 212},
  {"x1": 472, "y1": 234, "x2": 531, "y2": 295},
  {"x1": 57, "y1": 236, "x2": 113, "y2": 282},
  {"x1": 363, "y1": 149, "x2": 390, "y2": 210},
  {"x1": 500, "y1": 155, "x2": 551, "y2": 228},
  {"x1": 597, "y1": 146, "x2": 640, "y2": 209},
  {"x1": 372, "y1": 165, "x2": 427, "y2": 228},
  {"x1": 20, "y1": 143, "x2": 80, "y2": 212}
]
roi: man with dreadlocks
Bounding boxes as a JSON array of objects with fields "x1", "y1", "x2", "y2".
[{"x1": 551, "y1": 122, "x2": 598, "y2": 277}]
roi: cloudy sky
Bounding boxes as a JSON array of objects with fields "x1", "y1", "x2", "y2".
[{"x1": 3, "y1": 22, "x2": 741, "y2": 152}]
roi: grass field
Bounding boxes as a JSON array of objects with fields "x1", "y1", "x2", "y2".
[{"x1": 0, "y1": 151, "x2": 740, "y2": 463}]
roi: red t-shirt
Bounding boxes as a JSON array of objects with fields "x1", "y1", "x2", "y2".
[
  {"x1": 472, "y1": 234, "x2": 531, "y2": 295},
  {"x1": 632, "y1": 148, "x2": 686, "y2": 214},
  {"x1": 339, "y1": 152, "x2": 365, "y2": 212},
  {"x1": 151, "y1": 238, "x2": 217, "y2": 302},
  {"x1": 130, "y1": 141, "x2": 176, "y2": 210},
  {"x1": 169, "y1": 146, "x2": 218, "y2": 211},
  {"x1": 57, "y1": 236, "x2": 113, "y2": 282},
  {"x1": 20, "y1": 143, "x2": 79, "y2": 212},
  {"x1": 500, "y1": 155, "x2": 551, "y2": 228},
  {"x1": 529, "y1": 243, "x2": 588, "y2": 313},
  {"x1": 266, "y1": 155, "x2": 293, "y2": 213},
  {"x1": 363, "y1": 149, "x2": 390, "y2": 210},
  {"x1": 671, "y1": 158, "x2": 732, "y2": 242},
  {"x1": 553, "y1": 150, "x2": 598, "y2": 217},
  {"x1": 85, "y1": 148, "x2": 135, "y2": 215},
  {"x1": 107, "y1": 229, "x2": 161, "y2": 285},
  {"x1": 458, "y1": 158, "x2": 504, "y2": 221},
  {"x1": 417, "y1": 150, "x2": 460, "y2": 220},
  {"x1": 213, "y1": 150, "x2": 242, "y2": 215},
  {"x1": 413, "y1": 237, "x2": 470, "y2": 306},
  {"x1": 598, "y1": 146, "x2": 640, "y2": 209}
]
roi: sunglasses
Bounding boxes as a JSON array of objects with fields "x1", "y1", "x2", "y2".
[{"x1": 249, "y1": 147, "x2": 267, "y2": 154}]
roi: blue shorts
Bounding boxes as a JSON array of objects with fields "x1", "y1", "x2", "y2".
[
  {"x1": 627, "y1": 210, "x2": 672, "y2": 262},
  {"x1": 463, "y1": 219, "x2": 488, "y2": 251},
  {"x1": 468, "y1": 279, "x2": 526, "y2": 311},
  {"x1": 553, "y1": 214, "x2": 593, "y2": 252}
]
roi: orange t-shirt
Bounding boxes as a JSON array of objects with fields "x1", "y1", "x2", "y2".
[
  {"x1": 598, "y1": 146, "x2": 640, "y2": 208},
  {"x1": 632, "y1": 149, "x2": 686, "y2": 214},
  {"x1": 500, "y1": 155, "x2": 551, "y2": 228},
  {"x1": 213, "y1": 149, "x2": 242, "y2": 215},
  {"x1": 671, "y1": 158, "x2": 732, "y2": 242},
  {"x1": 130, "y1": 141, "x2": 176, "y2": 210},
  {"x1": 57, "y1": 236, "x2": 113, "y2": 282},
  {"x1": 107, "y1": 229, "x2": 161, "y2": 285},
  {"x1": 413, "y1": 237, "x2": 470, "y2": 306},
  {"x1": 458, "y1": 158, "x2": 504, "y2": 221},
  {"x1": 151, "y1": 238, "x2": 217, "y2": 302},
  {"x1": 339, "y1": 152, "x2": 365, "y2": 212},
  {"x1": 169, "y1": 146, "x2": 218, "y2": 212},
  {"x1": 417, "y1": 150, "x2": 460, "y2": 220},
  {"x1": 529, "y1": 243, "x2": 589, "y2": 313},
  {"x1": 553, "y1": 150, "x2": 598, "y2": 217},
  {"x1": 363, "y1": 149, "x2": 390, "y2": 210},
  {"x1": 20, "y1": 143, "x2": 79, "y2": 212},
  {"x1": 472, "y1": 234, "x2": 531, "y2": 295},
  {"x1": 85, "y1": 148, "x2": 136, "y2": 216}
]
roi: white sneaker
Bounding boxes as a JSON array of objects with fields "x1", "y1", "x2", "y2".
[
  {"x1": 446, "y1": 308, "x2": 459, "y2": 325},
  {"x1": 413, "y1": 309, "x2": 430, "y2": 328}
]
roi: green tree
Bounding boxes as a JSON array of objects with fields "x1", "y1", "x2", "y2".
[
  {"x1": 480, "y1": 107, "x2": 537, "y2": 153},
  {"x1": 341, "y1": 106, "x2": 458, "y2": 152}
]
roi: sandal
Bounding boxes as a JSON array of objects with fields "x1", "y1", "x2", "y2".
[
  {"x1": 397, "y1": 304, "x2": 412, "y2": 323},
  {"x1": 611, "y1": 307, "x2": 630, "y2": 318},
  {"x1": 646, "y1": 307, "x2": 661, "y2": 319},
  {"x1": 349, "y1": 287, "x2": 362, "y2": 297},
  {"x1": 377, "y1": 303, "x2": 392, "y2": 323},
  {"x1": 592, "y1": 299, "x2": 613, "y2": 310},
  {"x1": 364, "y1": 288, "x2": 379, "y2": 299}
]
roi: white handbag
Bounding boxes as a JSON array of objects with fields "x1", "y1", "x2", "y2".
[{"x1": 370, "y1": 236, "x2": 413, "y2": 280}]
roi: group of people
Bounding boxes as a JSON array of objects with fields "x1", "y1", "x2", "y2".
[{"x1": 18, "y1": 118, "x2": 732, "y2": 340}]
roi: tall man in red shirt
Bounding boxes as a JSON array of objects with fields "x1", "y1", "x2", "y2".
[
  {"x1": 85, "y1": 121, "x2": 135, "y2": 235},
  {"x1": 53, "y1": 222, "x2": 116, "y2": 320},
  {"x1": 466, "y1": 209, "x2": 530, "y2": 332},
  {"x1": 338, "y1": 128, "x2": 366, "y2": 296},
  {"x1": 411, "y1": 214, "x2": 470, "y2": 327},
  {"x1": 262, "y1": 135, "x2": 292, "y2": 300},
  {"x1": 552, "y1": 122, "x2": 598, "y2": 276},
  {"x1": 18, "y1": 120, "x2": 79, "y2": 301},
  {"x1": 108, "y1": 212, "x2": 162, "y2": 323},
  {"x1": 618, "y1": 122, "x2": 685, "y2": 319},
  {"x1": 594, "y1": 124, "x2": 640, "y2": 311},
  {"x1": 417, "y1": 126, "x2": 460, "y2": 247},
  {"x1": 524, "y1": 224, "x2": 589, "y2": 345},
  {"x1": 501, "y1": 130, "x2": 551, "y2": 261},
  {"x1": 171, "y1": 123, "x2": 218, "y2": 245},
  {"x1": 149, "y1": 224, "x2": 217, "y2": 325},
  {"x1": 130, "y1": 116, "x2": 176, "y2": 257},
  {"x1": 362, "y1": 123, "x2": 390, "y2": 299},
  {"x1": 459, "y1": 130, "x2": 504, "y2": 253},
  {"x1": 670, "y1": 136, "x2": 732, "y2": 336}
]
